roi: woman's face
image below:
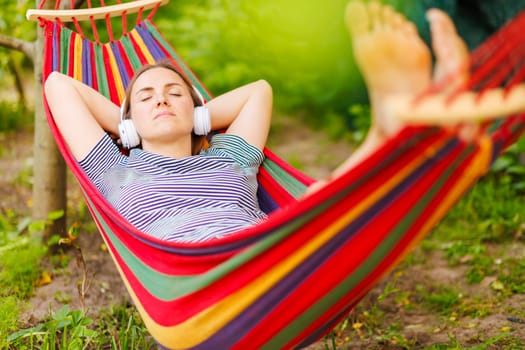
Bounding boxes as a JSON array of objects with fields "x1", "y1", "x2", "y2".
[{"x1": 129, "y1": 67, "x2": 194, "y2": 145}]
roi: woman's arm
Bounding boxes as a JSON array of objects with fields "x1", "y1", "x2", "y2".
[
  {"x1": 44, "y1": 72, "x2": 120, "y2": 160},
  {"x1": 205, "y1": 80, "x2": 273, "y2": 151}
]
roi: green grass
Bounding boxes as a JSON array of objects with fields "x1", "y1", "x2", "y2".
[
  {"x1": 0, "y1": 233, "x2": 46, "y2": 347},
  {"x1": 3, "y1": 178, "x2": 524, "y2": 349},
  {"x1": 2, "y1": 130, "x2": 525, "y2": 349},
  {"x1": 6, "y1": 304, "x2": 156, "y2": 350},
  {"x1": 322, "y1": 170, "x2": 525, "y2": 349}
]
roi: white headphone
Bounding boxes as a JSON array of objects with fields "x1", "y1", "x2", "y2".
[
  {"x1": 192, "y1": 86, "x2": 212, "y2": 136},
  {"x1": 118, "y1": 86, "x2": 211, "y2": 149}
]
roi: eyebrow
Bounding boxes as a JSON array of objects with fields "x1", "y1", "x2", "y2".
[{"x1": 135, "y1": 82, "x2": 184, "y2": 95}]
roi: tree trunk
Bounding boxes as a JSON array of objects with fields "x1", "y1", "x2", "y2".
[
  {"x1": 8, "y1": 55, "x2": 26, "y2": 108},
  {"x1": 32, "y1": 0, "x2": 67, "y2": 241}
]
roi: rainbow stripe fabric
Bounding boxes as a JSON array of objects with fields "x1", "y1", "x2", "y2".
[{"x1": 40, "y1": 9, "x2": 525, "y2": 350}]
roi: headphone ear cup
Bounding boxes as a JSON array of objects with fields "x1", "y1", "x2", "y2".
[
  {"x1": 118, "y1": 119, "x2": 141, "y2": 149},
  {"x1": 193, "y1": 106, "x2": 211, "y2": 135}
]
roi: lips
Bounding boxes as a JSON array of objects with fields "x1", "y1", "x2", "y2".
[{"x1": 154, "y1": 110, "x2": 175, "y2": 119}]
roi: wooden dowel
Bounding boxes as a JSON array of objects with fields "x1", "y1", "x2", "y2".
[
  {"x1": 391, "y1": 84, "x2": 525, "y2": 125},
  {"x1": 26, "y1": 0, "x2": 169, "y2": 22}
]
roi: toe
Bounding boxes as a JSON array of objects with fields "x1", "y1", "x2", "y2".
[
  {"x1": 345, "y1": 1, "x2": 369, "y2": 37},
  {"x1": 368, "y1": 1, "x2": 383, "y2": 31},
  {"x1": 427, "y1": 8, "x2": 457, "y2": 37},
  {"x1": 381, "y1": 4, "x2": 398, "y2": 31},
  {"x1": 382, "y1": 3, "x2": 419, "y2": 36}
]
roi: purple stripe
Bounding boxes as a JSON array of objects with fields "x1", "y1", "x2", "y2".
[
  {"x1": 296, "y1": 305, "x2": 354, "y2": 348},
  {"x1": 257, "y1": 186, "x2": 280, "y2": 214},
  {"x1": 136, "y1": 24, "x2": 166, "y2": 60},
  {"x1": 109, "y1": 41, "x2": 130, "y2": 88},
  {"x1": 116, "y1": 131, "x2": 441, "y2": 255},
  {"x1": 191, "y1": 138, "x2": 462, "y2": 349},
  {"x1": 52, "y1": 23, "x2": 59, "y2": 72},
  {"x1": 82, "y1": 38, "x2": 92, "y2": 87}
]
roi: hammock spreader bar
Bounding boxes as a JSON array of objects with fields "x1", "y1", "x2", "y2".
[{"x1": 32, "y1": 1, "x2": 525, "y2": 349}]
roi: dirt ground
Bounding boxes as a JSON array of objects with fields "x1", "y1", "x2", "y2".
[{"x1": 2, "y1": 119, "x2": 525, "y2": 349}]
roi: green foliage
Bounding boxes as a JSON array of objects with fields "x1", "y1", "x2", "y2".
[
  {"x1": 386, "y1": 0, "x2": 525, "y2": 50},
  {"x1": 97, "y1": 304, "x2": 156, "y2": 349},
  {"x1": 497, "y1": 258, "x2": 525, "y2": 294},
  {"x1": 0, "y1": 0, "x2": 36, "y2": 104},
  {"x1": 433, "y1": 176, "x2": 525, "y2": 243},
  {"x1": 417, "y1": 284, "x2": 462, "y2": 316},
  {"x1": 157, "y1": 0, "x2": 367, "y2": 117},
  {"x1": 421, "y1": 332, "x2": 524, "y2": 350},
  {"x1": 0, "y1": 208, "x2": 70, "y2": 347},
  {"x1": 0, "y1": 240, "x2": 45, "y2": 299},
  {"x1": 0, "y1": 296, "x2": 19, "y2": 349},
  {"x1": 0, "y1": 226, "x2": 46, "y2": 347},
  {"x1": 6, "y1": 304, "x2": 156, "y2": 349},
  {"x1": 0, "y1": 101, "x2": 32, "y2": 132},
  {"x1": 489, "y1": 136, "x2": 525, "y2": 193},
  {"x1": 0, "y1": 0, "x2": 35, "y2": 39},
  {"x1": 7, "y1": 305, "x2": 99, "y2": 348},
  {"x1": 0, "y1": 208, "x2": 153, "y2": 349},
  {"x1": 0, "y1": 209, "x2": 46, "y2": 300}
]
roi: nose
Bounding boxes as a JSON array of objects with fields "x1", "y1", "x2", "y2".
[{"x1": 156, "y1": 93, "x2": 169, "y2": 106}]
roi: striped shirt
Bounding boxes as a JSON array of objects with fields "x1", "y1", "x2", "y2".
[{"x1": 79, "y1": 133, "x2": 267, "y2": 242}]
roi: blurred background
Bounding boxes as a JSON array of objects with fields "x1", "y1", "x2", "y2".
[{"x1": 2, "y1": 0, "x2": 525, "y2": 139}]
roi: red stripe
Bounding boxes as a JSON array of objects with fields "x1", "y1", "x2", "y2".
[
  {"x1": 89, "y1": 41, "x2": 98, "y2": 91},
  {"x1": 231, "y1": 135, "x2": 451, "y2": 348},
  {"x1": 263, "y1": 148, "x2": 314, "y2": 185},
  {"x1": 238, "y1": 137, "x2": 471, "y2": 349},
  {"x1": 89, "y1": 131, "x2": 453, "y2": 327},
  {"x1": 67, "y1": 31, "x2": 75, "y2": 77},
  {"x1": 101, "y1": 45, "x2": 119, "y2": 104},
  {"x1": 128, "y1": 32, "x2": 149, "y2": 65},
  {"x1": 287, "y1": 140, "x2": 478, "y2": 348},
  {"x1": 116, "y1": 40, "x2": 134, "y2": 78},
  {"x1": 258, "y1": 168, "x2": 297, "y2": 206},
  {"x1": 43, "y1": 21, "x2": 54, "y2": 80}
]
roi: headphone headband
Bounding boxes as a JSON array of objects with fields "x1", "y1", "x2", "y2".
[
  {"x1": 192, "y1": 85, "x2": 206, "y2": 106},
  {"x1": 118, "y1": 85, "x2": 210, "y2": 146},
  {"x1": 120, "y1": 97, "x2": 127, "y2": 121}
]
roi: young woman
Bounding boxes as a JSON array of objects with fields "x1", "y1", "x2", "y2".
[
  {"x1": 45, "y1": 62, "x2": 273, "y2": 242},
  {"x1": 44, "y1": 2, "x2": 469, "y2": 242}
]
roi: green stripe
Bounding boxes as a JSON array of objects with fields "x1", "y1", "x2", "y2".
[
  {"x1": 86, "y1": 192, "x2": 336, "y2": 301},
  {"x1": 93, "y1": 44, "x2": 110, "y2": 99},
  {"x1": 120, "y1": 34, "x2": 143, "y2": 71},
  {"x1": 263, "y1": 145, "x2": 475, "y2": 349},
  {"x1": 60, "y1": 29, "x2": 71, "y2": 74},
  {"x1": 261, "y1": 159, "x2": 308, "y2": 199}
]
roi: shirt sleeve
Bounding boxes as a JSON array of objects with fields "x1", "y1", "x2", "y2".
[
  {"x1": 202, "y1": 133, "x2": 265, "y2": 168},
  {"x1": 78, "y1": 134, "x2": 127, "y2": 188}
]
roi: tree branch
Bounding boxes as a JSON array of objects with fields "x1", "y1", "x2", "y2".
[{"x1": 0, "y1": 33, "x2": 35, "y2": 63}]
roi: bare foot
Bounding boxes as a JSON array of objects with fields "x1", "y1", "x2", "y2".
[
  {"x1": 345, "y1": 1, "x2": 432, "y2": 141},
  {"x1": 427, "y1": 8, "x2": 470, "y2": 91},
  {"x1": 336, "y1": 0, "x2": 434, "y2": 174},
  {"x1": 306, "y1": 2, "x2": 475, "y2": 195},
  {"x1": 427, "y1": 8, "x2": 477, "y2": 140}
]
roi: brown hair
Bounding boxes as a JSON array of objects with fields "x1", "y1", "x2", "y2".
[{"x1": 122, "y1": 60, "x2": 207, "y2": 155}]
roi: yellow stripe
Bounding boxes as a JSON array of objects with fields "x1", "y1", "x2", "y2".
[
  {"x1": 129, "y1": 139, "x2": 447, "y2": 349},
  {"x1": 103, "y1": 43, "x2": 126, "y2": 102},
  {"x1": 403, "y1": 136, "x2": 493, "y2": 257},
  {"x1": 73, "y1": 34, "x2": 83, "y2": 81},
  {"x1": 129, "y1": 29, "x2": 156, "y2": 65}
]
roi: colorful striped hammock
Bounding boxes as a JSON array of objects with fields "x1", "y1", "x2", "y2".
[{"x1": 30, "y1": 1, "x2": 525, "y2": 349}]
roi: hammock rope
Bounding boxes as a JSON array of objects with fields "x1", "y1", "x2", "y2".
[{"x1": 29, "y1": 1, "x2": 525, "y2": 349}]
